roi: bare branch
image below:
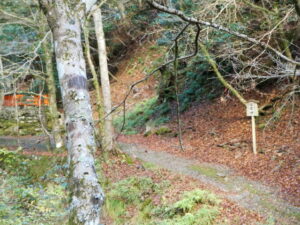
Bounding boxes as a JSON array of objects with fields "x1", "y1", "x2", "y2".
[{"x1": 147, "y1": 0, "x2": 300, "y2": 66}]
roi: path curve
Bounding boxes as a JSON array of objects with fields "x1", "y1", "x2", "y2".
[{"x1": 119, "y1": 142, "x2": 300, "y2": 225}]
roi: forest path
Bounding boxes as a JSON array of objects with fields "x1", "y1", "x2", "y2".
[
  {"x1": 1, "y1": 136, "x2": 299, "y2": 224},
  {"x1": 119, "y1": 142, "x2": 300, "y2": 225}
]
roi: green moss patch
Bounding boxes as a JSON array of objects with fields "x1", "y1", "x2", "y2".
[{"x1": 189, "y1": 165, "x2": 219, "y2": 178}]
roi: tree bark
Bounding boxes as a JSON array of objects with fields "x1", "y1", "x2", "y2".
[
  {"x1": 93, "y1": 7, "x2": 114, "y2": 151},
  {"x1": 83, "y1": 24, "x2": 105, "y2": 144},
  {"x1": 41, "y1": 31, "x2": 63, "y2": 148},
  {"x1": 38, "y1": 1, "x2": 105, "y2": 224}
]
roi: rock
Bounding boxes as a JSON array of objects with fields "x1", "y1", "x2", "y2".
[
  {"x1": 154, "y1": 126, "x2": 172, "y2": 135},
  {"x1": 217, "y1": 172, "x2": 226, "y2": 178},
  {"x1": 143, "y1": 125, "x2": 172, "y2": 137}
]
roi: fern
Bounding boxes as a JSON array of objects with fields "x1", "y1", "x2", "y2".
[{"x1": 151, "y1": 189, "x2": 220, "y2": 225}]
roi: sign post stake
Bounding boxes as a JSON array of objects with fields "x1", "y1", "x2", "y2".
[
  {"x1": 246, "y1": 101, "x2": 259, "y2": 155},
  {"x1": 251, "y1": 115, "x2": 257, "y2": 155}
]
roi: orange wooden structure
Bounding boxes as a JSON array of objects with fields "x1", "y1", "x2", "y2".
[{"x1": 3, "y1": 93, "x2": 49, "y2": 107}]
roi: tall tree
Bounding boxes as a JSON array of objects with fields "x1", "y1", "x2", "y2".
[
  {"x1": 41, "y1": 21, "x2": 63, "y2": 148},
  {"x1": 93, "y1": 7, "x2": 114, "y2": 151},
  {"x1": 38, "y1": 0, "x2": 105, "y2": 224}
]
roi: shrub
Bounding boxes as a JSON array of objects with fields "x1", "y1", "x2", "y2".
[{"x1": 113, "y1": 97, "x2": 170, "y2": 134}]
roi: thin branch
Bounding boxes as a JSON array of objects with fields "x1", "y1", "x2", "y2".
[
  {"x1": 174, "y1": 39, "x2": 184, "y2": 151},
  {"x1": 147, "y1": 0, "x2": 300, "y2": 66}
]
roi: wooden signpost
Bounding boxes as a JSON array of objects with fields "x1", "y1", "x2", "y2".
[{"x1": 246, "y1": 101, "x2": 259, "y2": 155}]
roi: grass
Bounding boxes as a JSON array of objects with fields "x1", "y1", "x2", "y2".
[{"x1": 142, "y1": 161, "x2": 158, "y2": 170}]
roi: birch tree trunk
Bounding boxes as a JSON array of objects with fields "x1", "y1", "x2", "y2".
[
  {"x1": 38, "y1": 1, "x2": 104, "y2": 224},
  {"x1": 93, "y1": 7, "x2": 114, "y2": 151}
]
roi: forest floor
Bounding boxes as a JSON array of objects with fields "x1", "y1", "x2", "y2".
[
  {"x1": 110, "y1": 41, "x2": 300, "y2": 202},
  {"x1": 108, "y1": 42, "x2": 300, "y2": 223},
  {"x1": 118, "y1": 142, "x2": 300, "y2": 224},
  {"x1": 116, "y1": 98, "x2": 300, "y2": 207}
]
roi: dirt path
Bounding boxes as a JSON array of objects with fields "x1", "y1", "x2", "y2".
[{"x1": 119, "y1": 142, "x2": 300, "y2": 225}]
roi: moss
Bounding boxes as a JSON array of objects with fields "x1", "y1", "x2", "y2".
[
  {"x1": 189, "y1": 165, "x2": 219, "y2": 178},
  {"x1": 258, "y1": 123, "x2": 266, "y2": 129},
  {"x1": 142, "y1": 161, "x2": 157, "y2": 170},
  {"x1": 242, "y1": 183, "x2": 267, "y2": 196},
  {"x1": 0, "y1": 117, "x2": 43, "y2": 136}
]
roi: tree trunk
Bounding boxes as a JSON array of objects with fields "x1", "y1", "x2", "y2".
[
  {"x1": 199, "y1": 43, "x2": 248, "y2": 106},
  {"x1": 38, "y1": 1, "x2": 104, "y2": 224},
  {"x1": 41, "y1": 32, "x2": 63, "y2": 148},
  {"x1": 83, "y1": 24, "x2": 105, "y2": 144},
  {"x1": 93, "y1": 7, "x2": 114, "y2": 151}
]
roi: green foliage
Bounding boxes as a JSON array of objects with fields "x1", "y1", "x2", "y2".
[
  {"x1": 0, "y1": 174, "x2": 68, "y2": 225},
  {"x1": 113, "y1": 97, "x2": 170, "y2": 134},
  {"x1": 154, "y1": 206, "x2": 219, "y2": 225},
  {"x1": 179, "y1": 58, "x2": 226, "y2": 109},
  {"x1": 151, "y1": 189, "x2": 220, "y2": 225},
  {"x1": 170, "y1": 189, "x2": 220, "y2": 214},
  {"x1": 0, "y1": 149, "x2": 68, "y2": 225},
  {"x1": 105, "y1": 176, "x2": 169, "y2": 224},
  {"x1": 0, "y1": 148, "x2": 22, "y2": 171},
  {"x1": 107, "y1": 177, "x2": 163, "y2": 205},
  {"x1": 105, "y1": 175, "x2": 220, "y2": 225}
]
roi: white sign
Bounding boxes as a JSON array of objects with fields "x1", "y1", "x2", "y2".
[{"x1": 246, "y1": 102, "x2": 258, "y2": 117}]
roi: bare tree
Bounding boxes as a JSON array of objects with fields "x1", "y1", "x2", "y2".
[{"x1": 38, "y1": 0, "x2": 105, "y2": 224}]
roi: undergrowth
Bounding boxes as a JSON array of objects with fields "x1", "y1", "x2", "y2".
[
  {"x1": 113, "y1": 97, "x2": 170, "y2": 134},
  {"x1": 0, "y1": 148, "x2": 68, "y2": 225},
  {"x1": 105, "y1": 176, "x2": 220, "y2": 225}
]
